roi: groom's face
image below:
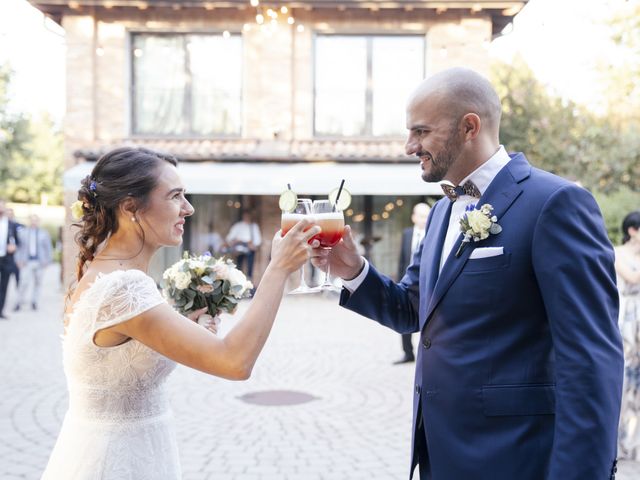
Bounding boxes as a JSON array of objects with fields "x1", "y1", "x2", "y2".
[{"x1": 405, "y1": 94, "x2": 465, "y2": 183}]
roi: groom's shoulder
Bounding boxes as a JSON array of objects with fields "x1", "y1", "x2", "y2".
[{"x1": 524, "y1": 165, "x2": 586, "y2": 200}]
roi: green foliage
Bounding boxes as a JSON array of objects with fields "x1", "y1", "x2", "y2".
[
  {"x1": 491, "y1": 58, "x2": 640, "y2": 193},
  {"x1": 605, "y1": 0, "x2": 640, "y2": 127},
  {"x1": 593, "y1": 188, "x2": 640, "y2": 246},
  {"x1": 0, "y1": 64, "x2": 63, "y2": 204}
]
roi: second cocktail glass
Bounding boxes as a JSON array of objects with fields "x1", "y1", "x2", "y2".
[{"x1": 312, "y1": 199, "x2": 345, "y2": 293}]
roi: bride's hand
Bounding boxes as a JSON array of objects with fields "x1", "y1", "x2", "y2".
[
  {"x1": 197, "y1": 314, "x2": 221, "y2": 335},
  {"x1": 186, "y1": 308, "x2": 222, "y2": 335},
  {"x1": 186, "y1": 307, "x2": 208, "y2": 322},
  {"x1": 270, "y1": 218, "x2": 321, "y2": 274}
]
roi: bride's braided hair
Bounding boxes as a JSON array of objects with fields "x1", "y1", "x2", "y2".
[{"x1": 73, "y1": 147, "x2": 178, "y2": 282}]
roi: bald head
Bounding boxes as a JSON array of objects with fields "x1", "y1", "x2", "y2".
[
  {"x1": 409, "y1": 67, "x2": 502, "y2": 136},
  {"x1": 411, "y1": 203, "x2": 431, "y2": 229}
]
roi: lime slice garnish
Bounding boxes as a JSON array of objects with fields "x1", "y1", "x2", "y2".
[
  {"x1": 329, "y1": 187, "x2": 351, "y2": 211},
  {"x1": 279, "y1": 189, "x2": 298, "y2": 212}
]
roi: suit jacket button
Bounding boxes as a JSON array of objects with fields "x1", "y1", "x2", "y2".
[
  {"x1": 415, "y1": 385, "x2": 421, "y2": 394},
  {"x1": 422, "y1": 337, "x2": 431, "y2": 349}
]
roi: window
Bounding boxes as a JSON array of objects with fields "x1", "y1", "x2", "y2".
[
  {"x1": 132, "y1": 33, "x2": 242, "y2": 136},
  {"x1": 314, "y1": 35, "x2": 424, "y2": 137}
]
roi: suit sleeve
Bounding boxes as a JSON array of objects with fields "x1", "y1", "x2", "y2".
[
  {"x1": 339, "y1": 236, "x2": 423, "y2": 335},
  {"x1": 531, "y1": 184, "x2": 623, "y2": 479}
]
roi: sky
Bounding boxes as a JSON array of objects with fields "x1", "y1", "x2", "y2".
[
  {"x1": 0, "y1": 0, "x2": 629, "y2": 121},
  {"x1": 0, "y1": 0, "x2": 65, "y2": 121}
]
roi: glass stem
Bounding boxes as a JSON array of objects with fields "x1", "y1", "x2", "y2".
[
  {"x1": 323, "y1": 248, "x2": 332, "y2": 287},
  {"x1": 299, "y1": 262, "x2": 308, "y2": 289}
]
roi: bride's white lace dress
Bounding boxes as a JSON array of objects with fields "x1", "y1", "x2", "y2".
[{"x1": 42, "y1": 269, "x2": 181, "y2": 479}]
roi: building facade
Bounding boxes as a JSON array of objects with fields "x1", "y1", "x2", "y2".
[{"x1": 30, "y1": 0, "x2": 527, "y2": 284}]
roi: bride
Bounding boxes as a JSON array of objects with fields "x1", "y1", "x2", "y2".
[{"x1": 41, "y1": 147, "x2": 319, "y2": 479}]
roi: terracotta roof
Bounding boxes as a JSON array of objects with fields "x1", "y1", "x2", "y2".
[{"x1": 73, "y1": 138, "x2": 414, "y2": 163}]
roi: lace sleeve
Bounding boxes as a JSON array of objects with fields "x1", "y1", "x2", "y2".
[{"x1": 92, "y1": 270, "x2": 165, "y2": 335}]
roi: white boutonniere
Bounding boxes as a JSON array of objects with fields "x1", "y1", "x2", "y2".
[{"x1": 456, "y1": 203, "x2": 502, "y2": 257}]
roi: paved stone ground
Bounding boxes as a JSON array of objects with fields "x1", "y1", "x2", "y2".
[{"x1": 1, "y1": 265, "x2": 638, "y2": 480}]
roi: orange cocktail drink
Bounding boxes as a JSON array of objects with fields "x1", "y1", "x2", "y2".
[{"x1": 281, "y1": 213, "x2": 306, "y2": 236}]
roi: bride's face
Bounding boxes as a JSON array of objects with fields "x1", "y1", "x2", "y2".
[{"x1": 137, "y1": 162, "x2": 194, "y2": 247}]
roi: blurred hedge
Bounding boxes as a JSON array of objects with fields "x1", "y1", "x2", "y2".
[{"x1": 593, "y1": 188, "x2": 640, "y2": 246}]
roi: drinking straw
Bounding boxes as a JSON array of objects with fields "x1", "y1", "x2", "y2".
[
  {"x1": 333, "y1": 179, "x2": 345, "y2": 212},
  {"x1": 287, "y1": 183, "x2": 292, "y2": 190}
]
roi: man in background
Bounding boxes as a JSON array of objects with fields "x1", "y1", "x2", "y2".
[
  {"x1": 0, "y1": 200, "x2": 20, "y2": 319},
  {"x1": 394, "y1": 203, "x2": 430, "y2": 364},
  {"x1": 226, "y1": 211, "x2": 262, "y2": 281},
  {"x1": 14, "y1": 214, "x2": 52, "y2": 311}
]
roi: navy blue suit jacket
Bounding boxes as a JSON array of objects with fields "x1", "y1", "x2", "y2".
[{"x1": 340, "y1": 153, "x2": 623, "y2": 480}]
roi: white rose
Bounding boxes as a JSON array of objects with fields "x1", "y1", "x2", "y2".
[
  {"x1": 188, "y1": 259, "x2": 207, "y2": 276},
  {"x1": 163, "y1": 264, "x2": 178, "y2": 281},
  {"x1": 480, "y1": 204, "x2": 493, "y2": 215},
  {"x1": 212, "y1": 262, "x2": 230, "y2": 280},
  {"x1": 174, "y1": 271, "x2": 192, "y2": 290},
  {"x1": 227, "y1": 267, "x2": 248, "y2": 288},
  {"x1": 467, "y1": 211, "x2": 491, "y2": 235}
]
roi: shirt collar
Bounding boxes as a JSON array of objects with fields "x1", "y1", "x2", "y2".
[{"x1": 455, "y1": 145, "x2": 510, "y2": 196}]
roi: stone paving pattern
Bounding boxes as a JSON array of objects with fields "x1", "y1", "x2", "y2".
[{"x1": 1, "y1": 266, "x2": 638, "y2": 479}]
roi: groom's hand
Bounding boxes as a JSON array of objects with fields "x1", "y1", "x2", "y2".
[{"x1": 310, "y1": 225, "x2": 364, "y2": 280}]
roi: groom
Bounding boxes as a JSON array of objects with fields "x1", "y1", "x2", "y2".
[{"x1": 312, "y1": 68, "x2": 624, "y2": 479}]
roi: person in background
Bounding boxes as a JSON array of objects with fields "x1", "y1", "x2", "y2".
[
  {"x1": 615, "y1": 210, "x2": 640, "y2": 460},
  {"x1": 227, "y1": 211, "x2": 262, "y2": 280},
  {"x1": 394, "y1": 203, "x2": 431, "y2": 364},
  {"x1": 6, "y1": 208, "x2": 23, "y2": 289},
  {"x1": 0, "y1": 200, "x2": 20, "y2": 319},
  {"x1": 14, "y1": 214, "x2": 53, "y2": 311},
  {"x1": 200, "y1": 221, "x2": 225, "y2": 256}
]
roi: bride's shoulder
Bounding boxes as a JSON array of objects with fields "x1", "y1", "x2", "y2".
[{"x1": 67, "y1": 269, "x2": 153, "y2": 312}]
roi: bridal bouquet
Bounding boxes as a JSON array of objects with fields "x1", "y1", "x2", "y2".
[{"x1": 162, "y1": 252, "x2": 254, "y2": 318}]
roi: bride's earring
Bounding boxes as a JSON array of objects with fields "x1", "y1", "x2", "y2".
[{"x1": 131, "y1": 216, "x2": 137, "y2": 223}]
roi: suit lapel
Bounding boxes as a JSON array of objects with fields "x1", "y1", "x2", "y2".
[
  {"x1": 418, "y1": 200, "x2": 452, "y2": 330},
  {"x1": 422, "y1": 153, "x2": 530, "y2": 328}
]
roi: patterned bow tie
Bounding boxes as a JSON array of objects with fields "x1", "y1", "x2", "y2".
[{"x1": 440, "y1": 181, "x2": 481, "y2": 201}]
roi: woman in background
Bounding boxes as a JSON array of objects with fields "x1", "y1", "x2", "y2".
[{"x1": 616, "y1": 210, "x2": 640, "y2": 460}]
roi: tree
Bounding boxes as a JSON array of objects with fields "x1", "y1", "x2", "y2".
[
  {"x1": 0, "y1": 64, "x2": 63, "y2": 204},
  {"x1": 491, "y1": 57, "x2": 637, "y2": 193},
  {"x1": 604, "y1": 0, "x2": 640, "y2": 128}
]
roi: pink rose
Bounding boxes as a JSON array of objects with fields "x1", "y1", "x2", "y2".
[{"x1": 196, "y1": 284, "x2": 214, "y2": 294}]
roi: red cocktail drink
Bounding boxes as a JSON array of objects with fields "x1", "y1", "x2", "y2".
[{"x1": 313, "y1": 213, "x2": 345, "y2": 247}]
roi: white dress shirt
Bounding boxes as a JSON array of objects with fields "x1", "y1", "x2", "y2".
[
  {"x1": 226, "y1": 221, "x2": 262, "y2": 247},
  {"x1": 29, "y1": 228, "x2": 38, "y2": 258},
  {"x1": 439, "y1": 146, "x2": 510, "y2": 271},
  {"x1": 343, "y1": 146, "x2": 510, "y2": 292},
  {"x1": 411, "y1": 226, "x2": 425, "y2": 258},
  {"x1": 0, "y1": 216, "x2": 8, "y2": 257}
]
